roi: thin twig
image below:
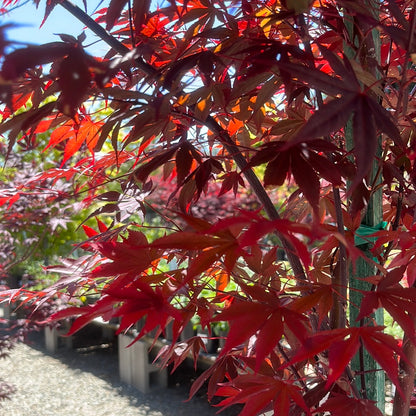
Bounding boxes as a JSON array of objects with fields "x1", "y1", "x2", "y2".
[
  {"x1": 127, "y1": 0, "x2": 136, "y2": 48},
  {"x1": 4, "y1": 227, "x2": 48, "y2": 273},
  {"x1": 277, "y1": 342, "x2": 308, "y2": 390}
]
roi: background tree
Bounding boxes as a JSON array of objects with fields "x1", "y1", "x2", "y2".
[
  {"x1": 0, "y1": 116, "x2": 89, "y2": 404},
  {"x1": 1, "y1": 0, "x2": 416, "y2": 415}
]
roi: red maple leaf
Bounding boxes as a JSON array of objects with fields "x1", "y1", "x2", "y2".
[
  {"x1": 317, "y1": 395, "x2": 383, "y2": 416},
  {"x1": 213, "y1": 283, "x2": 309, "y2": 371},
  {"x1": 214, "y1": 374, "x2": 310, "y2": 416},
  {"x1": 285, "y1": 326, "x2": 405, "y2": 394}
]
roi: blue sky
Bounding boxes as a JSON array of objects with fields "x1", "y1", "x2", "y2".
[{"x1": 1, "y1": 0, "x2": 103, "y2": 51}]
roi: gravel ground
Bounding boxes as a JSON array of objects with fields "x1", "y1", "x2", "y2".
[
  {"x1": 0, "y1": 329, "x2": 398, "y2": 416},
  {"x1": 0, "y1": 330, "x2": 240, "y2": 416}
]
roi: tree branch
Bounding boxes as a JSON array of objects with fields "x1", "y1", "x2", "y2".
[{"x1": 58, "y1": 0, "x2": 308, "y2": 282}]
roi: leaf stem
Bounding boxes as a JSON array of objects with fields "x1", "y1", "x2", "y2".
[{"x1": 277, "y1": 342, "x2": 307, "y2": 390}]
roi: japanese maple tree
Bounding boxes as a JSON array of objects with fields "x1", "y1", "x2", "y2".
[{"x1": 1, "y1": 0, "x2": 416, "y2": 415}]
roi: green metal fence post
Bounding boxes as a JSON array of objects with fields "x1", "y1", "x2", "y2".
[{"x1": 344, "y1": 0, "x2": 385, "y2": 409}]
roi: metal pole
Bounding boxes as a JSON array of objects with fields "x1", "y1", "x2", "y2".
[{"x1": 344, "y1": 0, "x2": 385, "y2": 409}]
